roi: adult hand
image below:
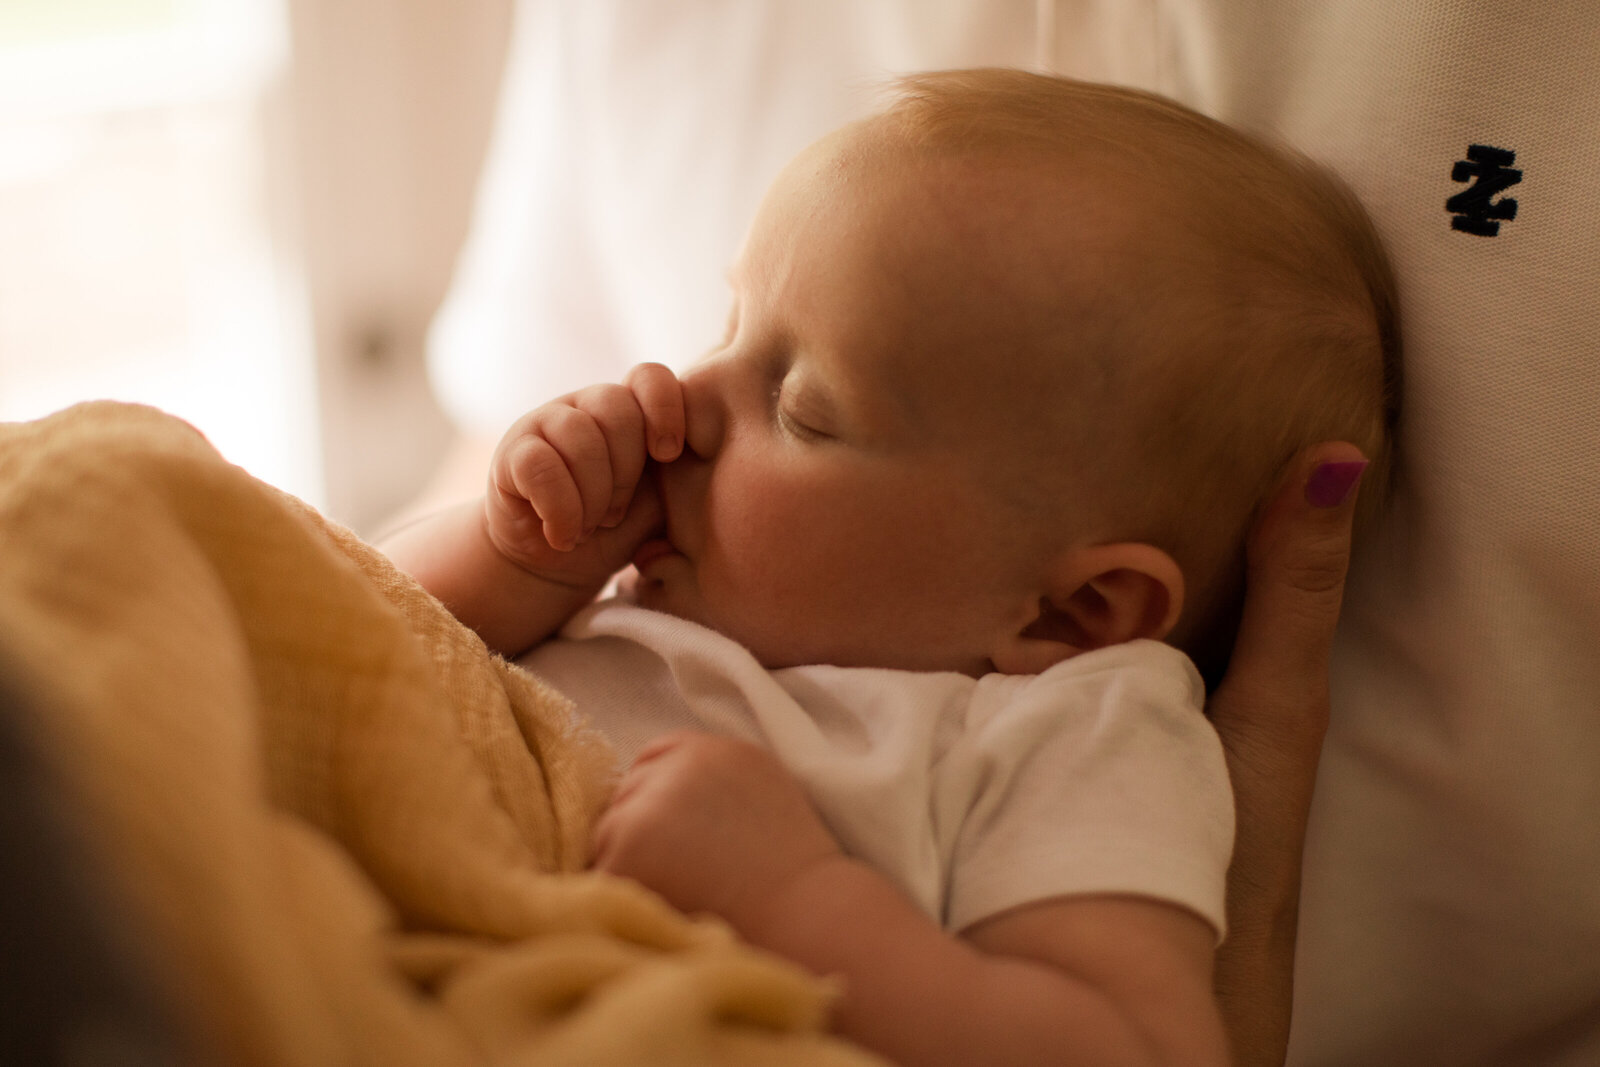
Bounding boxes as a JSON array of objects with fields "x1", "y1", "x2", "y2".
[{"x1": 1208, "y1": 442, "x2": 1369, "y2": 1067}]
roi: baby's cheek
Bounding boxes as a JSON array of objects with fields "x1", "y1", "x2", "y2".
[
  {"x1": 755, "y1": 512, "x2": 892, "y2": 611},
  {"x1": 703, "y1": 486, "x2": 845, "y2": 628},
  {"x1": 714, "y1": 502, "x2": 818, "y2": 598}
]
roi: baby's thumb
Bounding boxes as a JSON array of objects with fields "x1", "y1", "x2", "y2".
[{"x1": 592, "y1": 471, "x2": 665, "y2": 563}]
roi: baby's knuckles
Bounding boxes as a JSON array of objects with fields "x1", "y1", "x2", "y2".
[{"x1": 599, "y1": 733, "x2": 842, "y2": 926}]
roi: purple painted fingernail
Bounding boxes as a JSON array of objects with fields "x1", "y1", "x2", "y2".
[{"x1": 1305, "y1": 461, "x2": 1368, "y2": 508}]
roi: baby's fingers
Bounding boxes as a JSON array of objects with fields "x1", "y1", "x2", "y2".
[
  {"x1": 624, "y1": 363, "x2": 686, "y2": 463},
  {"x1": 569, "y1": 383, "x2": 652, "y2": 529},
  {"x1": 503, "y1": 406, "x2": 612, "y2": 550}
]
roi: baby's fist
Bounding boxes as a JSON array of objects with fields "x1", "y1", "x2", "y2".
[
  {"x1": 486, "y1": 364, "x2": 684, "y2": 586},
  {"x1": 591, "y1": 732, "x2": 842, "y2": 931}
]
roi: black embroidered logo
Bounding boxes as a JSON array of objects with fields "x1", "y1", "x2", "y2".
[{"x1": 1447, "y1": 144, "x2": 1520, "y2": 236}]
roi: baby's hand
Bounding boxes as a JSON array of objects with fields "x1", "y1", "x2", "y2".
[
  {"x1": 486, "y1": 363, "x2": 684, "y2": 589},
  {"x1": 591, "y1": 732, "x2": 843, "y2": 932}
]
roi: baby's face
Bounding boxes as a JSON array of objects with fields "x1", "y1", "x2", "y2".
[{"x1": 632, "y1": 122, "x2": 1138, "y2": 673}]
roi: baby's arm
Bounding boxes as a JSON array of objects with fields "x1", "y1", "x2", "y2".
[
  {"x1": 594, "y1": 732, "x2": 1229, "y2": 1067},
  {"x1": 382, "y1": 364, "x2": 684, "y2": 658}
]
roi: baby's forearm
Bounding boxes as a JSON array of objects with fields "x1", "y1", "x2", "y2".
[
  {"x1": 380, "y1": 500, "x2": 598, "y2": 658},
  {"x1": 733, "y1": 857, "x2": 1226, "y2": 1067},
  {"x1": 592, "y1": 733, "x2": 1226, "y2": 1064}
]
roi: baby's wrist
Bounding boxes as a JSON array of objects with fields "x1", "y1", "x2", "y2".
[
  {"x1": 478, "y1": 503, "x2": 604, "y2": 598},
  {"x1": 732, "y1": 851, "x2": 867, "y2": 948}
]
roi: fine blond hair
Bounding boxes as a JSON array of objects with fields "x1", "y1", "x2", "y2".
[{"x1": 883, "y1": 69, "x2": 1401, "y2": 684}]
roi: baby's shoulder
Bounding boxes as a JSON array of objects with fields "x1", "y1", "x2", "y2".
[{"x1": 965, "y1": 640, "x2": 1207, "y2": 736}]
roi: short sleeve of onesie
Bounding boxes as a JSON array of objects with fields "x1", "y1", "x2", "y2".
[
  {"x1": 934, "y1": 640, "x2": 1235, "y2": 938},
  {"x1": 526, "y1": 605, "x2": 1235, "y2": 941}
]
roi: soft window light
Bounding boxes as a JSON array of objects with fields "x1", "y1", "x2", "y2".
[{"x1": 0, "y1": 0, "x2": 320, "y2": 506}]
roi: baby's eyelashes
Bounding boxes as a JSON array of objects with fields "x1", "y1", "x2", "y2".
[{"x1": 776, "y1": 405, "x2": 831, "y2": 442}]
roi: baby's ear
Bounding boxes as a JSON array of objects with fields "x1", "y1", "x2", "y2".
[{"x1": 989, "y1": 543, "x2": 1185, "y2": 675}]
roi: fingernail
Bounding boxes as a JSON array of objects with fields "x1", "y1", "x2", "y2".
[
  {"x1": 601, "y1": 504, "x2": 626, "y2": 527},
  {"x1": 655, "y1": 435, "x2": 680, "y2": 459},
  {"x1": 1305, "y1": 460, "x2": 1368, "y2": 508}
]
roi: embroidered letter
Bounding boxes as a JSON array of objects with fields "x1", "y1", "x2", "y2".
[{"x1": 1447, "y1": 144, "x2": 1520, "y2": 236}]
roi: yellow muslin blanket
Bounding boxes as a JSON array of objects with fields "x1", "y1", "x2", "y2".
[{"x1": 0, "y1": 402, "x2": 880, "y2": 1066}]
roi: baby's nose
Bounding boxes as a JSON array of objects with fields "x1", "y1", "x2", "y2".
[{"x1": 678, "y1": 361, "x2": 728, "y2": 460}]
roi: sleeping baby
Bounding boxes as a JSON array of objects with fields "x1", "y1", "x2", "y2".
[{"x1": 385, "y1": 69, "x2": 1396, "y2": 1067}]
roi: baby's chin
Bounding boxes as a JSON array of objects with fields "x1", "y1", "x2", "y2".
[
  {"x1": 620, "y1": 579, "x2": 793, "y2": 667},
  {"x1": 620, "y1": 564, "x2": 962, "y2": 671},
  {"x1": 623, "y1": 570, "x2": 700, "y2": 625}
]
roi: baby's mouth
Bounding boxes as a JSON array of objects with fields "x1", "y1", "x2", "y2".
[
  {"x1": 636, "y1": 462, "x2": 684, "y2": 571},
  {"x1": 631, "y1": 537, "x2": 677, "y2": 571}
]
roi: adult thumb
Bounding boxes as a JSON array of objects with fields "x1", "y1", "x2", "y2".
[{"x1": 1212, "y1": 442, "x2": 1367, "y2": 751}]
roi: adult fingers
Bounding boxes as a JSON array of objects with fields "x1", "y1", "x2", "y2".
[
  {"x1": 1208, "y1": 441, "x2": 1368, "y2": 1067},
  {"x1": 1212, "y1": 441, "x2": 1368, "y2": 754}
]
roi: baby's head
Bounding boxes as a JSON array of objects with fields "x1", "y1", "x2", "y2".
[{"x1": 638, "y1": 69, "x2": 1399, "y2": 684}]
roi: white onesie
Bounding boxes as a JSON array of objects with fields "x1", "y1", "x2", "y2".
[{"x1": 520, "y1": 599, "x2": 1235, "y2": 937}]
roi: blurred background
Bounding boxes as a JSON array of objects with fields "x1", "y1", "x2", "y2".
[
  {"x1": 0, "y1": 0, "x2": 512, "y2": 533},
  {"x1": 0, "y1": 1, "x2": 1044, "y2": 533}
]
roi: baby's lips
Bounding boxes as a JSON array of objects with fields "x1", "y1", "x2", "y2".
[{"x1": 632, "y1": 538, "x2": 677, "y2": 571}]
